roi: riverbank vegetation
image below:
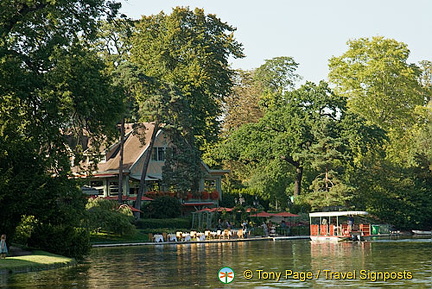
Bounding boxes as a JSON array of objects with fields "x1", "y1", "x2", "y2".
[{"x1": 1, "y1": 1, "x2": 431, "y2": 261}]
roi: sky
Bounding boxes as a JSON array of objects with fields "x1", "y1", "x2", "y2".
[{"x1": 119, "y1": 0, "x2": 432, "y2": 84}]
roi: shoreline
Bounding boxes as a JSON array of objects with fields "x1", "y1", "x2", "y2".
[
  {"x1": 92, "y1": 235, "x2": 311, "y2": 248},
  {"x1": 0, "y1": 237, "x2": 308, "y2": 275},
  {"x1": 0, "y1": 250, "x2": 76, "y2": 275}
]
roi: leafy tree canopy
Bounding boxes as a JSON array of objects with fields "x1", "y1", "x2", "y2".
[
  {"x1": 131, "y1": 6, "x2": 244, "y2": 148},
  {"x1": 328, "y1": 36, "x2": 427, "y2": 132},
  {"x1": 0, "y1": 0, "x2": 124, "y2": 256}
]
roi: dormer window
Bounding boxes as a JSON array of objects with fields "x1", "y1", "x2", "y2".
[{"x1": 151, "y1": 147, "x2": 165, "y2": 161}]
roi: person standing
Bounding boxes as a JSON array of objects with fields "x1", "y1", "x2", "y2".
[
  {"x1": 241, "y1": 220, "x2": 249, "y2": 238},
  {"x1": 0, "y1": 234, "x2": 8, "y2": 259},
  {"x1": 348, "y1": 215, "x2": 354, "y2": 232},
  {"x1": 262, "y1": 222, "x2": 269, "y2": 237}
]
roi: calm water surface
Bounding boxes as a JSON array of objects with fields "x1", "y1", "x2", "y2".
[{"x1": 1, "y1": 237, "x2": 431, "y2": 288}]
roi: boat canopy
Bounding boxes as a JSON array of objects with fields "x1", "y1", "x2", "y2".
[{"x1": 309, "y1": 211, "x2": 368, "y2": 217}]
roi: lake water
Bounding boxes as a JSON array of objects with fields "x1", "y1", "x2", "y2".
[{"x1": 1, "y1": 236, "x2": 431, "y2": 288}]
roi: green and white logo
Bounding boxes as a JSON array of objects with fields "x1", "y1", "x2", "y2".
[{"x1": 219, "y1": 267, "x2": 235, "y2": 284}]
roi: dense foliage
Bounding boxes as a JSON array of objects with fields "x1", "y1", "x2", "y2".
[
  {"x1": 143, "y1": 196, "x2": 182, "y2": 219},
  {"x1": 131, "y1": 7, "x2": 244, "y2": 149},
  {"x1": 217, "y1": 39, "x2": 432, "y2": 229},
  {"x1": 1, "y1": 2, "x2": 430, "y2": 255},
  {"x1": 0, "y1": 0, "x2": 124, "y2": 258},
  {"x1": 85, "y1": 198, "x2": 137, "y2": 236}
]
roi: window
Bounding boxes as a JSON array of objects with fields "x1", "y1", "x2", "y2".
[
  {"x1": 109, "y1": 181, "x2": 119, "y2": 195},
  {"x1": 151, "y1": 147, "x2": 165, "y2": 161}
]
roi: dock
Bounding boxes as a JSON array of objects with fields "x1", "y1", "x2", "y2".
[{"x1": 92, "y1": 235, "x2": 310, "y2": 248}]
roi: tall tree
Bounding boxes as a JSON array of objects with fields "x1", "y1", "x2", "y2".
[
  {"x1": 220, "y1": 81, "x2": 384, "y2": 207},
  {"x1": 328, "y1": 36, "x2": 426, "y2": 132},
  {"x1": 0, "y1": 0, "x2": 123, "y2": 256},
  {"x1": 215, "y1": 57, "x2": 300, "y2": 194},
  {"x1": 222, "y1": 82, "x2": 342, "y2": 197},
  {"x1": 253, "y1": 56, "x2": 301, "y2": 108},
  {"x1": 131, "y1": 7, "x2": 244, "y2": 149},
  {"x1": 128, "y1": 7, "x2": 243, "y2": 216},
  {"x1": 222, "y1": 70, "x2": 264, "y2": 134},
  {"x1": 94, "y1": 17, "x2": 137, "y2": 203}
]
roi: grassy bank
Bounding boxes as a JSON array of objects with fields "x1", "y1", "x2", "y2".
[{"x1": 0, "y1": 251, "x2": 76, "y2": 274}]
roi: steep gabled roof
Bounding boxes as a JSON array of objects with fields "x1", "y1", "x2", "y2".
[
  {"x1": 97, "y1": 123, "x2": 156, "y2": 173},
  {"x1": 74, "y1": 122, "x2": 157, "y2": 176}
]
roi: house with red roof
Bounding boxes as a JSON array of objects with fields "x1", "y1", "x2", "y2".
[{"x1": 74, "y1": 122, "x2": 227, "y2": 209}]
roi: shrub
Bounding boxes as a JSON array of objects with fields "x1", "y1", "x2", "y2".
[
  {"x1": 28, "y1": 223, "x2": 90, "y2": 259},
  {"x1": 85, "y1": 198, "x2": 136, "y2": 236},
  {"x1": 14, "y1": 215, "x2": 38, "y2": 247},
  {"x1": 143, "y1": 196, "x2": 181, "y2": 219}
]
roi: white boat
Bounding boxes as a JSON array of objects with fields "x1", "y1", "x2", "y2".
[
  {"x1": 412, "y1": 230, "x2": 432, "y2": 235},
  {"x1": 309, "y1": 211, "x2": 371, "y2": 242}
]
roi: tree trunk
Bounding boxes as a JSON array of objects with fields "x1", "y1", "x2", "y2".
[
  {"x1": 325, "y1": 165, "x2": 329, "y2": 192},
  {"x1": 118, "y1": 117, "x2": 125, "y2": 204},
  {"x1": 293, "y1": 166, "x2": 303, "y2": 197},
  {"x1": 134, "y1": 122, "x2": 160, "y2": 219}
]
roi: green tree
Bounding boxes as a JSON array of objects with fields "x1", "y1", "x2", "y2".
[
  {"x1": 85, "y1": 198, "x2": 136, "y2": 236},
  {"x1": 144, "y1": 196, "x2": 182, "y2": 219},
  {"x1": 162, "y1": 133, "x2": 204, "y2": 194},
  {"x1": 128, "y1": 7, "x2": 243, "y2": 216},
  {"x1": 328, "y1": 36, "x2": 432, "y2": 228},
  {"x1": 222, "y1": 70, "x2": 264, "y2": 134},
  {"x1": 214, "y1": 57, "x2": 300, "y2": 195},
  {"x1": 132, "y1": 82, "x2": 194, "y2": 217},
  {"x1": 0, "y1": 0, "x2": 123, "y2": 257},
  {"x1": 328, "y1": 36, "x2": 426, "y2": 132},
  {"x1": 131, "y1": 6, "x2": 244, "y2": 148},
  {"x1": 93, "y1": 17, "x2": 139, "y2": 203},
  {"x1": 351, "y1": 154, "x2": 432, "y2": 229},
  {"x1": 254, "y1": 56, "x2": 301, "y2": 107},
  {"x1": 220, "y1": 81, "x2": 384, "y2": 208}
]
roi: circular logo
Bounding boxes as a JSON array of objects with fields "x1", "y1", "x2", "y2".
[{"x1": 218, "y1": 267, "x2": 235, "y2": 284}]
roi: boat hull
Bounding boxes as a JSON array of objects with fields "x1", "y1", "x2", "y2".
[
  {"x1": 412, "y1": 230, "x2": 432, "y2": 235},
  {"x1": 310, "y1": 236, "x2": 350, "y2": 242}
]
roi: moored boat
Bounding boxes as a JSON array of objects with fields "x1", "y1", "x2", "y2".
[
  {"x1": 412, "y1": 230, "x2": 432, "y2": 235},
  {"x1": 309, "y1": 211, "x2": 371, "y2": 242}
]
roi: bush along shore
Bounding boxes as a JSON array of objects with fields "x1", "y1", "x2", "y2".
[{"x1": 0, "y1": 248, "x2": 76, "y2": 274}]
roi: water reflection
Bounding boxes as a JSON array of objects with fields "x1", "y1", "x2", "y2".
[{"x1": 2, "y1": 237, "x2": 431, "y2": 288}]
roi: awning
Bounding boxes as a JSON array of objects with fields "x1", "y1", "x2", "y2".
[
  {"x1": 309, "y1": 211, "x2": 368, "y2": 217},
  {"x1": 130, "y1": 174, "x2": 162, "y2": 181},
  {"x1": 93, "y1": 173, "x2": 117, "y2": 178}
]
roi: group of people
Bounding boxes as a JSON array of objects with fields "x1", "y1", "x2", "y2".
[
  {"x1": 321, "y1": 216, "x2": 355, "y2": 236},
  {"x1": 216, "y1": 219, "x2": 291, "y2": 238},
  {"x1": 261, "y1": 221, "x2": 285, "y2": 237}
]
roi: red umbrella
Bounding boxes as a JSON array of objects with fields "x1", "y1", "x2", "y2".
[
  {"x1": 210, "y1": 207, "x2": 233, "y2": 212},
  {"x1": 251, "y1": 211, "x2": 275, "y2": 218},
  {"x1": 273, "y1": 212, "x2": 299, "y2": 217},
  {"x1": 195, "y1": 208, "x2": 212, "y2": 213},
  {"x1": 119, "y1": 204, "x2": 143, "y2": 213}
]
